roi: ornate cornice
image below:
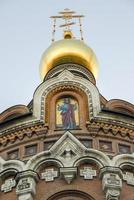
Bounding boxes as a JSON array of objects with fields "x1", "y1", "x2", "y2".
[
  {"x1": 44, "y1": 63, "x2": 96, "y2": 84},
  {"x1": 0, "y1": 118, "x2": 133, "y2": 147},
  {"x1": 0, "y1": 123, "x2": 48, "y2": 146},
  {"x1": 86, "y1": 120, "x2": 134, "y2": 140}
]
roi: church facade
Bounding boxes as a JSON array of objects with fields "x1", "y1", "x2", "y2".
[{"x1": 0, "y1": 10, "x2": 134, "y2": 200}]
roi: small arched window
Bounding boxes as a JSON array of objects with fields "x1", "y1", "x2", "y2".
[{"x1": 56, "y1": 96, "x2": 79, "y2": 130}]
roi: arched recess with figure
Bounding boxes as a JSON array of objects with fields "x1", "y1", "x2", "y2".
[{"x1": 45, "y1": 85, "x2": 89, "y2": 131}]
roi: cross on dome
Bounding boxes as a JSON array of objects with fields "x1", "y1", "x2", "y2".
[{"x1": 50, "y1": 8, "x2": 84, "y2": 41}]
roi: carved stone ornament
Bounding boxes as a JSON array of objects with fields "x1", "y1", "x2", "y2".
[
  {"x1": 123, "y1": 172, "x2": 134, "y2": 186},
  {"x1": 102, "y1": 173, "x2": 122, "y2": 200},
  {"x1": 17, "y1": 178, "x2": 31, "y2": 191},
  {"x1": 100, "y1": 167, "x2": 122, "y2": 200},
  {"x1": 1, "y1": 178, "x2": 16, "y2": 193},
  {"x1": 17, "y1": 193, "x2": 34, "y2": 200},
  {"x1": 16, "y1": 177, "x2": 36, "y2": 200},
  {"x1": 62, "y1": 146, "x2": 76, "y2": 159},
  {"x1": 60, "y1": 167, "x2": 77, "y2": 184},
  {"x1": 106, "y1": 189, "x2": 120, "y2": 200},
  {"x1": 80, "y1": 167, "x2": 97, "y2": 180},
  {"x1": 16, "y1": 171, "x2": 38, "y2": 200},
  {"x1": 41, "y1": 168, "x2": 58, "y2": 182}
]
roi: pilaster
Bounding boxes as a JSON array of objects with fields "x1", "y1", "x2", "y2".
[
  {"x1": 100, "y1": 167, "x2": 123, "y2": 200},
  {"x1": 16, "y1": 171, "x2": 39, "y2": 200}
]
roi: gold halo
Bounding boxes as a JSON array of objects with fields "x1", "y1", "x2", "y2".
[{"x1": 39, "y1": 39, "x2": 99, "y2": 81}]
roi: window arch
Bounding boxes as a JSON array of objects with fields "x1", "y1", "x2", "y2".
[{"x1": 47, "y1": 190, "x2": 94, "y2": 200}]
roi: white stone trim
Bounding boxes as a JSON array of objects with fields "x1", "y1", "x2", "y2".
[
  {"x1": 1, "y1": 178, "x2": 16, "y2": 193},
  {"x1": 123, "y1": 172, "x2": 134, "y2": 186},
  {"x1": 33, "y1": 70, "x2": 101, "y2": 120},
  {"x1": 80, "y1": 167, "x2": 97, "y2": 180},
  {"x1": 112, "y1": 154, "x2": 134, "y2": 168},
  {"x1": 41, "y1": 168, "x2": 58, "y2": 182}
]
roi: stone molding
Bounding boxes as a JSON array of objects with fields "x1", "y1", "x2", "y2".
[{"x1": 45, "y1": 63, "x2": 96, "y2": 85}]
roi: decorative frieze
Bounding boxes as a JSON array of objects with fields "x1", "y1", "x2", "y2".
[
  {"x1": 1, "y1": 178, "x2": 16, "y2": 193},
  {"x1": 0, "y1": 124, "x2": 48, "y2": 146},
  {"x1": 80, "y1": 167, "x2": 96, "y2": 180},
  {"x1": 86, "y1": 121, "x2": 134, "y2": 140},
  {"x1": 41, "y1": 169, "x2": 58, "y2": 182},
  {"x1": 0, "y1": 118, "x2": 133, "y2": 147},
  {"x1": 123, "y1": 172, "x2": 134, "y2": 186}
]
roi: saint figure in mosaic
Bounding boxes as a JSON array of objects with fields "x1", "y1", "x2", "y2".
[{"x1": 57, "y1": 97, "x2": 78, "y2": 129}]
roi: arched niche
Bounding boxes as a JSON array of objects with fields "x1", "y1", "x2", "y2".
[
  {"x1": 35, "y1": 160, "x2": 61, "y2": 176},
  {"x1": 33, "y1": 70, "x2": 101, "y2": 122},
  {"x1": 45, "y1": 85, "x2": 89, "y2": 131},
  {"x1": 56, "y1": 95, "x2": 79, "y2": 129}
]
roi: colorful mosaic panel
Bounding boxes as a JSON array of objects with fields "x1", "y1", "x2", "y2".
[{"x1": 56, "y1": 96, "x2": 79, "y2": 129}]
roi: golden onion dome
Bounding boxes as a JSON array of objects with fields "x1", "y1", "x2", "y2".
[{"x1": 39, "y1": 38, "x2": 99, "y2": 81}]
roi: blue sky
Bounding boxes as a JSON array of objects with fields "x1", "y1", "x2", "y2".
[{"x1": 0, "y1": 0, "x2": 134, "y2": 112}]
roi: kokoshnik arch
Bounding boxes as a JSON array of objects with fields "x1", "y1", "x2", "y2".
[{"x1": 0, "y1": 9, "x2": 134, "y2": 200}]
